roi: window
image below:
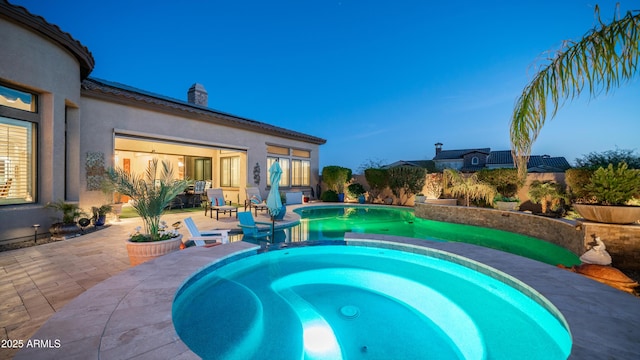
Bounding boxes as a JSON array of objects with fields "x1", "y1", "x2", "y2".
[
  {"x1": 267, "y1": 145, "x2": 311, "y2": 188},
  {"x1": 292, "y1": 159, "x2": 310, "y2": 186},
  {"x1": 220, "y1": 156, "x2": 240, "y2": 187},
  {"x1": 0, "y1": 84, "x2": 36, "y2": 112},
  {"x1": 0, "y1": 116, "x2": 36, "y2": 204},
  {"x1": 267, "y1": 157, "x2": 290, "y2": 186},
  {"x1": 471, "y1": 156, "x2": 479, "y2": 165}
]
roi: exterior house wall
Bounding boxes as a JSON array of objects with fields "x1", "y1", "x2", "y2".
[
  {"x1": 0, "y1": 17, "x2": 83, "y2": 240},
  {"x1": 462, "y1": 152, "x2": 488, "y2": 168}
]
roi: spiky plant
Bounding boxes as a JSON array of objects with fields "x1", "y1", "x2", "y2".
[
  {"x1": 510, "y1": 5, "x2": 640, "y2": 180},
  {"x1": 107, "y1": 159, "x2": 191, "y2": 241},
  {"x1": 443, "y1": 169, "x2": 496, "y2": 207}
]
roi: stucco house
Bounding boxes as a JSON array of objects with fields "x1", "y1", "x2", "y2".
[{"x1": 0, "y1": 1, "x2": 326, "y2": 242}]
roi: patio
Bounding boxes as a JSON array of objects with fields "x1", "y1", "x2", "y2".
[{"x1": 1, "y1": 204, "x2": 639, "y2": 359}]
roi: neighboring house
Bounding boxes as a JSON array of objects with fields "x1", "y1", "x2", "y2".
[
  {"x1": 0, "y1": 1, "x2": 326, "y2": 242},
  {"x1": 485, "y1": 150, "x2": 571, "y2": 173},
  {"x1": 432, "y1": 142, "x2": 491, "y2": 172},
  {"x1": 383, "y1": 160, "x2": 436, "y2": 172},
  {"x1": 390, "y1": 143, "x2": 571, "y2": 173}
]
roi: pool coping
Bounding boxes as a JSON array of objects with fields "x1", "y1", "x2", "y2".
[{"x1": 15, "y1": 234, "x2": 640, "y2": 359}]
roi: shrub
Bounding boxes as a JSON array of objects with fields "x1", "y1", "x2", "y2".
[
  {"x1": 565, "y1": 168, "x2": 594, "y2": 202},
  {"x1": 585, "y1": 162, "x2": 640, "y2": 205},
  {"x1": 477, "y1": 168, "x2": 521, "y2": 198},
  {"x1": 575, "y1": 148, "x2": 640, "y2": 169},
  {"x1": 424, "y1": 173, "x2": 443, "y2": 199},
  {"x1": 388, "y1": 166, "x2": 427, "y2": 205},
  {"x1": 322, "y1": 166, "x2": 352, "y2": 193},
  {"x1": 347, "y1": 183, "x2": 366, "y2": 199},
  {"x1": 364, "y1": 168, "x2": 389, "y2": 203},
  {"x1": 320, "y1": 189, "x2": 339, "y2": 202}
]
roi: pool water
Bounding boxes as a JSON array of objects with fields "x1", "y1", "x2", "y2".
[
  {"x1": 292, "y1": 206, "x2": 580, "y2": 267},
  {"x1": 173, "y1": 245, "x2": 572, "y2": 359}
]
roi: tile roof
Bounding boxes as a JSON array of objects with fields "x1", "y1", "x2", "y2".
[
  {"x1": 1, "y1": 0, "x2": 94, "y2": 78},
  {"x1": 384, "y1": 160, "x2": 435, "y2": 170},
  {"x1": 487, "y1": 150, "x2": 571, "y2": 171},
  {"x1": 81, "y1": 78, "x2": 327, "y2": 145},
  {"x1": 433, "y1": 148, "x2": 490, "y2": 160}
]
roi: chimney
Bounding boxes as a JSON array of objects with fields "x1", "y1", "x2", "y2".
[
  {"x1": 435, "y1": 142, "x2": 443, "y2": 156},
  {"x1": 187, "y1": 83, "x2": 208, "y2": 107}
]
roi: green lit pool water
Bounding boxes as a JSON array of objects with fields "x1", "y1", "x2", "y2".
[{"x1": 292, "y1": 205, "x2": 580, "y2": 267}]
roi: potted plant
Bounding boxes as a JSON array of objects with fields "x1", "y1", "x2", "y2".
[
  {"x1": 46, "y1": 200, "x2": 84, "y2": 236},
  {"x1": 414, "y1": 193, "x2": 426, "y2": 204},
  {"x1": 91, "y1": 204, "x2": 112, "y2": 226},
  {"x1": 573, "y1": 162, "x2": 640, "y2": 224},
  {"x1": 322, "y1": 166, "x2": 352, "y2": 202},
  {"x1": 107, "y1": 158, "x2": 191, "y2": 266},
  {"x1": 347, "y1": 183, "x2": 366, "y2": 204}
]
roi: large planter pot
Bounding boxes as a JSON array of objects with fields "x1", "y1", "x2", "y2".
[
  {"x1": 495, "y1": 201, "x2": 519, "y2": 211},
  {"x1": 126, "y1": 234, "x2": 183, "y2": 266},
  {"x1": 414, "y1": 195, "x2": 426, "y2": 204},
  {"x1": 573, "y1": 204, "x2": 640, "y2": 225},
  {"x1": 272, "y1": 205, "x2": 286, "y2": 221}
]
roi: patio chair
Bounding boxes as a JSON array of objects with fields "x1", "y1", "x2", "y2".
[
  {"x1": 204, "y1": 188, "x2": 238, "y2": 220},
  {"x1": 237, "y1": 211, "x2": 272, "y2": 241},
  {"x1": 244, "y1": 187, "x2": 269, "y2": 216},
  {"x1": 183, "y1": 217, "x2": 229, "y2": 247},
  {"x1": 187, "y1": 180, "x2": 206, "y2": 207}
]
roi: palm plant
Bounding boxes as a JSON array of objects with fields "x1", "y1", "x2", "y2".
[
  {"x1": 528, "y1": 181, "x2": 569, "y2": 214},
  {"x1": 443, "y1": 169, "x2": 496, "y2": 207},
  {"x1": 510, "y1": 5, "x2": 640, "y2": 180},
  {"x1": 107, "y1": 159, "x2": 191, "y2": 241}
]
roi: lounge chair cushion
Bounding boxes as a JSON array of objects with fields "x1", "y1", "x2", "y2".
[
  {"x1": 250, "y1": 194, "x2": 262, "y2": 204},
  {"x1": 214, "y1": 197, "x2": 226, "y2": 206}
]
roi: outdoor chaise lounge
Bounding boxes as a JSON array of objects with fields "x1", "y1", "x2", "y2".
[
  {"x1": 244, "y1": 187, "x2": 269, "y2": 216},
  {"x1": 204, "y1": 188, "x2": 238, "y2": 220},
  {"x1": 237, "y1": 211, "x2": 272, "y2": 241},
  {"x1": 183, "y1": 217, "x2": 229, "y2": 247}
]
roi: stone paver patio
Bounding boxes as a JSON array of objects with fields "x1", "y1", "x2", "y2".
[{"x1": 1, "y1": 204, "x2": 639, "y2": 359}]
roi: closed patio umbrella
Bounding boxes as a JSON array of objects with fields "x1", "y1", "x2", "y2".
[{"x1": 266, "y1": 161, "x2": 283, "y2": 238}]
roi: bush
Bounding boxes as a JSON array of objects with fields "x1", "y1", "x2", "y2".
[
  {"x1": 347, "y1": 183, "x2": 366, "y2": 199},
  {"x1": 575, "y1": 148, "x2": 640, "y2": 169},
  {"x1": 565, "y1": 168, "x2": 594, "y2": 202},
  {"x1": 322, "y1": 166, "x2": 352, "y2": 193},
  {"x1": 320, "y1": 190, "x2": 339, "y2": 202},
  {"x1": 388, "y1": 166, "x2": 427, "y2": 205},
  {"x1": 364, "y1": 168, "x2": 389, "y2": 203},
  {"x1": 477, "y1": 168, "x2": 521, "y2": 198},
  {"x1": 585, "y1": 162, "x2": 640, "y2": 205}
]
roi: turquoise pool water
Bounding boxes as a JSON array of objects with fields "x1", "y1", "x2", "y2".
[
  {"x1": 291, "y1": 205, "x2": 580, "y2": 266},
  {"x1": 173, "y1": 244, "x2": 572, "y2": 359}
]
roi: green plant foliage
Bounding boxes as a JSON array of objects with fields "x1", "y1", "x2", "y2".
[
  {"x1": 388, "y1": 166, "x2": 427, "y2": 205},
  {"x1": 347, "y1": 183, "x2": 366, "y2": 198},
  {"x1": 322, "y1": 166, "x2": 352, "y2": 193},
  {"x1": 107, "y1": 158, "x2": 191, "y2": 241},
  {"x1": 528, "y1": 181, "x2": 568, "y2": 213},
  {"x1": 364, "y1": 168, "x2": 389, "y2": 203},
  {"x1": 320, "y1": 189, "x2": 339, "y2": 202},
  {"x1": 575, "y1": 148, "x2": 640, "y2": 169},
  {"x1": 443, "y1": 169, "x2": 496, "y2": 207},
  {"x1": 510, "y1": 6, "x2": 640, "y2": 180},
  {"x1": 45, "y1": 200, "x2": 84, "y2": 224},
  {"x1": 585, "y1": 163, "x2": 640, "y2": 205},
  {"x1": 91, "y1": 204, "x2": 112, "y2": 219},
  {"x1": 565, "y1": 168, "x2": 595, "y2": 202},
  {"x1": 476, "y1": 168, "x2": 521, "y2": 198}
]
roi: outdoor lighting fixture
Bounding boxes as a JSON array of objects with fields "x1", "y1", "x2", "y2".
[{"x1": 32, "y1": 224, "x2": 40, "y2": 243}]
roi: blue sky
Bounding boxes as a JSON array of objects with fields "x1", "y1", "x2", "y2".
[{"x1": 11, "y1": 0, "x2": 640, "y2": 172}]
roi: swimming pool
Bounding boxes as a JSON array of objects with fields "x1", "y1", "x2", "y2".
[
  {"x1": 288, "y1": 205, "x2": 580, "y2": 267},
  {"x1": 173, "y1": 243, "x2": 572, "y2": 359}
]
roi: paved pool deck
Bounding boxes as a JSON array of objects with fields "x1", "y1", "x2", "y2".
[{"x1": 1, "y1": 204, "x2": 639, "y2": 359}]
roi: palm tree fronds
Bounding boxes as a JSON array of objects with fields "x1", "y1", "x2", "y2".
[{"x1": 511, "y1": 6, "x2": 640, "y2": 180}]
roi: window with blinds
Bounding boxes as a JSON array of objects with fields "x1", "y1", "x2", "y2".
[
  {"x1": 0, "y1": 116, "x2": 36, "y2": 204},
  {"x1": 220, "y1": 156, "x2": 240, "y2": 187}
]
